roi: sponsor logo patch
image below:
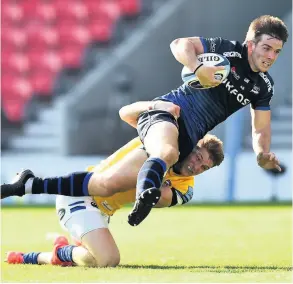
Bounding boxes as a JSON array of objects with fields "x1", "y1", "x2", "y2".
[
  {"x1": 223, "y1": 51, "x2": 242, "y2": 58},
  {"x1": 231, "y1": 67, "x2": 240, "y2": 80}
]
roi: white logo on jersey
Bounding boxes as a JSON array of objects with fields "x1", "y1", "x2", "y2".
[
  {"x1": 250, "y1": 85, "x2": 260, "y2": 95},
  {"x1": 223, "y1": 51, "x2": 242, "y2": 58},
  {"x1": 230, "y1": 41, "x2": 236, "y2": 45},
  {"x1": 222, "y1": 78, "x2": 250, "y2": 105},
  {"x1": 244, "y1": 78, "x2": 250, "y2": 83},
  {"x1": 259, "y1": 72, "x2": 273, "y2": 92},
  {"x1": 209, "y1": 38, "x2": 216, "y2": 52}
]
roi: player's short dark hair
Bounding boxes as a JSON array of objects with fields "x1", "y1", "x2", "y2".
[
  {"x1": 197, "y1": 134, "x2": 224, "y2": 167},
  {"x1": 246, "y1": 15, "x2": 289, "y2": 44}
]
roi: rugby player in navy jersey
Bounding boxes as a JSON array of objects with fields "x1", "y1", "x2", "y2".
[
  {"x1": 1, "y1": 15, "x2": 289, "y2": 227},
  {"x1": 119, "y1": 15, "x2": 288, "y2": 225}
]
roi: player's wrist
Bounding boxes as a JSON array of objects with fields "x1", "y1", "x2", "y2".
[
  {"x1": 256, "y1": 152, "x2": 263, "y2": 164},
  {"x1": 149, "y1": 101, "x2": 159, "y2": 110},
  {"x1": 193, "y1": 63, "x2": 204, "y2": 75},
  {"x1": 256, "y1": 152, "x2": 268, "y2": 166}
]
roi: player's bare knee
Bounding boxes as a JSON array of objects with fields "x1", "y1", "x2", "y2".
[
  {"x1": 90, "y1": 172, "x2": 119, "y2": 197},
  {"x1": 101, "y1": 174, "x2": 121, "y2": 197},
  {"x1": 74, "y1": 249, "x2": 97, "y2": 267},
  {"x1": 95, "y1": 253, "x2": 120, "y2": 268}
]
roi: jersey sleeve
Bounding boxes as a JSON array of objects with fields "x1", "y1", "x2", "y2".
[
  {"x1": 200, "y1": 37, "x2": 236, "y2": 54},
  {"x1": 169, "y1": 186, "x2": 194, "y2": 207},
  {"x1": 251, "y1": 86, "x2": 274, "y2": 110},
  {"x1": 167, "y1": 176, "x2": 194, "y2": 207}
]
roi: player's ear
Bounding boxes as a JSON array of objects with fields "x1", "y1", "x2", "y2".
[{"x1": 246, "y1": 40, "x2": 254, "y2": 55}]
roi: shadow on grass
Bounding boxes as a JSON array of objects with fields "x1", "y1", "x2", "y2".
[{"x1": 118, "y1": 264, "x2": 293, "y2": 272}]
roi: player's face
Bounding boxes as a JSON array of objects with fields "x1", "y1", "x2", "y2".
[
  {"x1": 180, "y1": 147, "x2": 214, "y2": 176},
  {"x1": 248, "y1": 34, "x2": 283, "y2": 72}
]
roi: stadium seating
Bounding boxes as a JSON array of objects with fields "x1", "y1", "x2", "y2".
[
  {"x1": 1, "y1": 75, "x2": 33, "y2": 123},
  {"x1": 1, "y1": 0, "x2": 145, "y2": 127}
]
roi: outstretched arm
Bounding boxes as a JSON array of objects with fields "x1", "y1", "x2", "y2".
[{"x1": 250, "y1": 107, "x2": 281, "y2": 171}]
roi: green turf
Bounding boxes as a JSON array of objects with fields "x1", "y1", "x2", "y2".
[{"x1": 1, "y1": 205, "x2": 292, "y2": 283}]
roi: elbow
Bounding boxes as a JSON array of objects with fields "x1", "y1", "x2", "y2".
[
  {"x1": 170, "y1": 38, "x2": 180, "y2": 49},
  {"x1": 119, "y1": 105, "x2": 129, "y2": 122},
  {"x1": 170, "y1": 38, "x2": 186, "y2": 53}
]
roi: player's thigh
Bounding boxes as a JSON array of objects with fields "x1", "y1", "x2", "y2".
[
  {"x1": 144, "y1": 122, "x2": 179, "y2": 166},
  {"x1": 137, "y1": 110, "x2": 179, "y2": 164},
  {"x1": 89, "y1": 148, "x2": 148, "y2": 195},
  {"x1": 56, "y1": 195, "x2": 119, "y2": 266},
  {"x1": 144, "y1": 121, "x2": 179, "y2": 152}
]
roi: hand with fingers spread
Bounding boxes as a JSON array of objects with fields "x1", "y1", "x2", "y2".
[
  {"x1": 195, "y1": 65, "x2": 226, "y2": 88},
  {"x1": 257, "y1": 152, "x2": 282, "y2": 172}
]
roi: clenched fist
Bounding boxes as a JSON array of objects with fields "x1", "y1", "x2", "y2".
[{"x1": 257, "y1": 152, "x2": 282, "y2": 172}]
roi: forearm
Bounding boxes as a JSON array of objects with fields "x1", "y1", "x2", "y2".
[
  {"x1": 119, "y1": 101, "x2": 154, "y2": 128},
  {"x1": 154, "y1": 186, "x2": 173, "y2": 208},
  {"x1": 170, "y1": 38, "x2": 201, "y2": 71},
  {"x1": 252, "y1": 129, "x2": 271, "y2": 156}
]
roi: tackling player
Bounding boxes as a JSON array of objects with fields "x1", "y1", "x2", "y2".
[{"x1": 5, "y1": 134, "x2": 224, "y2": 267}]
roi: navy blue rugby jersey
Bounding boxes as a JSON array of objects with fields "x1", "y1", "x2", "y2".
[{"x1": 158, "y1": 37, "x2": 274, "y2": 146}]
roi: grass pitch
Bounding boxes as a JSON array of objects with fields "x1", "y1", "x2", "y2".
[{"x1": 1, "y1": 204, "x2": 292, "y2": 283}]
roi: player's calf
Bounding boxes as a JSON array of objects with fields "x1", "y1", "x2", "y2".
[{"x1": 0, "y1": 169, "x2": 95, "y2": 199}]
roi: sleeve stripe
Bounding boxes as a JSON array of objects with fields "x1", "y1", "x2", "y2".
[
  {"x1": 255, "y1": 106, "x2": 271, "y2": 110},
  {"x1": 199, "y1": 37, "x2": 208, "y2": 53}
]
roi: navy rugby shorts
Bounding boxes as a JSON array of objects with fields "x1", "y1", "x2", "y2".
[{"x1": 136, "y1": 110, "x2": 193, "y2": 163}]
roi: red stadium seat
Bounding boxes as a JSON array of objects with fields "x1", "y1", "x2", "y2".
[
  {"x1": 58, "y1": 24, "x2": 91, "y2": 47},
  {"x1": 87, "y1": 17, "x2": 114, "y2": 44},
  {"x1": 118, "y1": 0, "x2": 141, "y2": 18},
  {"x1": 29, "y1": 71, "x2": 56, "y2": 95},
  {"x1": 2, "y1": 98, "x2": 27, "y2": 123},
  {"x1": 1, "y1": 27, "x2": 28, "y2": 51},
  {"x1": 55, "y1": 1, "x2": 89, "y2": 24},
  {"x1": 1, "y1": 2, "x2": 24, "y2": 26},
  {"x1": 59, "y1": 45, "x2": 85, "y2": 69},
  {"x1": 85, "y1": 0, "x2": 120, "y2": 21},
  {"x1": 35, "y1": 2, "x2": 57, "y2": 24},
  {"x1": 21, "y1": 0, "x2": 42, "y2": 20},
  {"x1": 1, "y1": 75, "x2": 33, "y2": 102},
  {"x1": 27, "y1": 50, "x2": 63, "y2": 74},
  {"x1": 27, "y1": 27, "x2": 59, "y2": 50},
  {"x1": 102, "y1": 0, "x2": 121, "y2": 21},
  {"x1": 83, "y1": 0, "x2": 103, "y2": 17},
  {"x1": 1, "y1": 52, "x2": 30, "y2": 75}
]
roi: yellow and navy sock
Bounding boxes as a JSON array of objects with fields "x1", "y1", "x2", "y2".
[
  {"x1": 28, "y1": 172, "x2": 93, "y2": 196},
  {"x1": 136, "y1": 157, "x2": 167, "y2": 196}
]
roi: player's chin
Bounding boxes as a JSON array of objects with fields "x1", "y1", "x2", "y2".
[
  {"x1": 257, "y1": 63, "x2": 271, "y2": 72},
  {"x1": 258, "y1": 66, "x2": 269, "y2": 72},
  {"x1": 182, "y1": 166, "x2": 195, "y2": 177}
]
